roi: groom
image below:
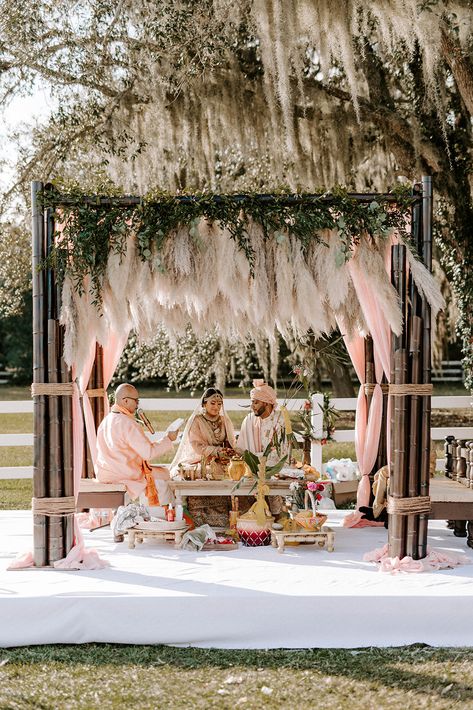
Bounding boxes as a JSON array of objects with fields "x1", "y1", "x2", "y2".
[{"x1": 236, "y1": 380, "x2": 288, "y2": 466}]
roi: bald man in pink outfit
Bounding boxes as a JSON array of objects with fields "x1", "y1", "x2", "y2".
[{"x1": 95, "y1": 383, "x2": 178, "y2": 502}]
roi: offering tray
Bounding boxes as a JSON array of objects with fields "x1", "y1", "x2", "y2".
[
  {"x1": 134, "y1": 520, "x2": 188, "y2": 532},
  {"x1": 202, "y1": 540, "x2": 239, "y2": 551},
  {"x1": 277, "y1": 466, "x2": 305, "y2": 479}
]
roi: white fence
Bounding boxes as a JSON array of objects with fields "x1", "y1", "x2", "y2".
[{"x1": 0, "y1": 395, "x2": 472, "y2": 479}]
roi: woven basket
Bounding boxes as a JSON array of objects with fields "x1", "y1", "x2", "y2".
[
  {"x1": 236, "y1": 517, "x2": 273, "y2": 532},
  {"x1": 294, "y1": 490, "x2": 327, "y2": 531}
]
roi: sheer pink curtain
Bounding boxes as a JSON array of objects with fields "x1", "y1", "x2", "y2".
[
  {"x1": 80, "y1": 330, "x2": 130, "y2": 470},
  {"x1": 54, "y1": 329, "x2": 129, "y2": 569},
  {"x1": 340, "y1": 250, "x2": 393, "y2": 528}
]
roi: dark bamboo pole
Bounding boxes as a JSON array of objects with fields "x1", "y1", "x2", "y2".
[
  {"x1": 46, "y1": 203, "x2": 64, "y2": 562},
  {"x1": 405, "y1": 188, "x2": 423, "y2": 558},
  {"x1": 406, "y1": 315, "x2": 422, "y2": 557},
  {"x1": 32, "y1": 181, "x2": 49, "y2": 567},
  {"x1": 375, "y1": 376, "x2": 388, "y2": 473},
  {"x1": 95, "y1": 344, "x2": 105, "y2": 431},
  {"x1": 55, "y1": 228, "x2": 75, "y2": 556},
  {"x1": 418, "y1": 175, "x2": 433, "y2": 559},
  {"x1": 59, "y1": 328, "x2": 74, "y2": 554},
  {"x1": 389, "y1": 243, "x2": 409, "y2": 559},
  {"x1": 85, "y1": 358, "x2": 96, "y2": 478}
]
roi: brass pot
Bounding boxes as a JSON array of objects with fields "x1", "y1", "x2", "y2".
[{"x1": 227, "y1": 457, "x2": 249, "y2": 481}]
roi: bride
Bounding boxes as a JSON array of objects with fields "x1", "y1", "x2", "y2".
[{"x1": 170, "y1": 387, "x2": 236, "y2": 479}]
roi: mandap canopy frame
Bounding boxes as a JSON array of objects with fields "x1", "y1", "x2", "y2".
[{"x1": 30, "y1": 177, "x2": 433, "y2": 567}]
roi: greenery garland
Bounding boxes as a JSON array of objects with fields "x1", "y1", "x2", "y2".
[{"x1": 41, "y1": 180, "x2": 414, "y2": 306}]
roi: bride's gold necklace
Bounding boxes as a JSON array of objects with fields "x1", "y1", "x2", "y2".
[{"x1": 202, "y1": 413, "x2": 222, "y2": 435}]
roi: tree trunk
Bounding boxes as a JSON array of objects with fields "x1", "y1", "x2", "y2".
[{"x1": 325, "y1": 360, "x2": 355, "y2": 397}]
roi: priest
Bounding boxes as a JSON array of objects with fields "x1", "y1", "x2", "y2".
[{"x1": 95, "y1": 383, "x2": 178, "y2": 506}]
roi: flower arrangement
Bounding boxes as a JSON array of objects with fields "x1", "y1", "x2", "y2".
[
  {"x1": 280, "y1": 366, "x2": 340, "y2": 457},
  {"x1": 287, "y1": 479, "x2": 332, "y2": 510},
  {"x1": 306, "y1": 481, "x2": 329, "y2": 502}
]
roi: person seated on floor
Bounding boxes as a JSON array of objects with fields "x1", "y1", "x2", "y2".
[
  {"x1": 170, "y1": 387, "x2": 236, "y2": 479},
  {"x1": 360, "y1": 447, "x2": 437, "y2": 528},
  {"x1": 95, "y1": 383, "x2": 179, "y2": 511},
  {"x1": 235, "y1": 379, "x2": 288, "y2": 466},
  {"x1": 235, "y1": 379, "x2": 288, "y2": 516},
  {"x1": 169, "y1": 387, "x2": 237, "y2": 527}
]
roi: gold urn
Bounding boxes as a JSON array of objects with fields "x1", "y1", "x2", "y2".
[{"x1": 227, "y1": 457, "x2": 249, "y2": 481}]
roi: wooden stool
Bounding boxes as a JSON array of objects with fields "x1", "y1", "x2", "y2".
[
  {"x1": 270, "y1": 526, "x2": 335, "y2": 554},
  {"x1": 128, "y1": 527, "x2": 186, "y2": 549}
]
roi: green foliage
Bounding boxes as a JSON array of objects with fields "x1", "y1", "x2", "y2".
[
  {"x1": 114, "y1": 330, "x2": 254, "y2": 394},
  {"x1": 0, "y1": 290, "x2": 33, "y2": 382},
  {"x1": 0, "y1": 221, "x2": 31, "y2": 319},
  {"x1": 266, "y1": 455, "x2": 288, "y2": 477},
  {"x1": 242, "y1": 449, "x2": 260, "y2": 476}
]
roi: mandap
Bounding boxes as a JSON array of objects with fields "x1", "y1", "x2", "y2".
[{"x1": 29, "y1": 177, "x2": 444, "y2": 568}]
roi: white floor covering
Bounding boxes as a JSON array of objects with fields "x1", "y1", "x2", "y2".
[{"x1": 2, "y1": 510, "x2": 473, "y2": 649}]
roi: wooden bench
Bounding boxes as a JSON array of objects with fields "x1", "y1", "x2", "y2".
[
  {"x1": 77, "y1": 478, "x2": 127, "y2": 510},
  {"x1": 429, "y1": 477, "x2": 473, "y2": 520}
]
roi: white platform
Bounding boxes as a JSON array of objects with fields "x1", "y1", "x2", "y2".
[{"x1": 1, "y1": 511, "x2": 473, "y2": 649}]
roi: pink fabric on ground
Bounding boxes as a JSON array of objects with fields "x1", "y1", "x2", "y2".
[
  {"x1": 53, "y1": 519, "x2": 110, "y2": 570},
  {"x1": 77, "y1": 511, "x2": 101, "y2": 530},
  {"x1": 7, "y1": 551, "x2": 34, "y2": 570},
  {"x1": 364, "y1": 543, "x2": 471, "y2": 573}
]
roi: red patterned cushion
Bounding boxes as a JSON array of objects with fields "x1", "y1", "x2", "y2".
[{"x1": 239, "y1": 529, "x2": 272, "y2": 547}]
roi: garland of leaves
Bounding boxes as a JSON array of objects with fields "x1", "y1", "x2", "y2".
[
  {"x1": 41, "y1": 180, "x2": 414, "y2": 306},
  {"x1": 295, "y1": 392, "x2": 340, "y2": 445}
]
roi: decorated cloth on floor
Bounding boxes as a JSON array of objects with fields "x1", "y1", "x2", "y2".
[
  {"x1": 111, "y1": 503, "x2": 150, "y2": 536},
  {"x1": 179, "y1": 524, "x2": 216, "y2": 551}
]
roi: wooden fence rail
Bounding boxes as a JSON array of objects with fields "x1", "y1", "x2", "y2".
[{"x1": 0, "y1": 395, "x2": 471, "y2": 479}]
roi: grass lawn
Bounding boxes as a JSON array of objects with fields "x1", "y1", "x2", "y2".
[
  {"x1": 0, "y1": 479, "x2": 32, "y2": 509},
  {"x1": 1, "y1": 644, "x2": 473, "y2": 709}
]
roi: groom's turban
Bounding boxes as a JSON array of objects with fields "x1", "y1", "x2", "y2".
[{"x1": 250, "y1": 379, "x2": 277, "y2": 406}]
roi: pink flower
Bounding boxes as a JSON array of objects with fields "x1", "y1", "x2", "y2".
[
  {"x1": 293, "y1": 367, "x2": 302, "y2": 376},
  {"x1": 307, "y1": 481, "x2": 317, "y2": 492}
]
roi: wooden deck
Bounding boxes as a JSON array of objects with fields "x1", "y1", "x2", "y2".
[{"x1": 430, "y1": 477, "x2": 473, "y2": 520}]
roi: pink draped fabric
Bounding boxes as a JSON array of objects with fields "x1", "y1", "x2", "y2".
[
  {"x1": 52, "y1": 329, "x2": 129, "y2": 570},
  {"x1": 340, "y1": 246, "x2": 393, "y2": 528},
  {"x1": 81, "y1": 330, "x2": 129, "y2": 468}
]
